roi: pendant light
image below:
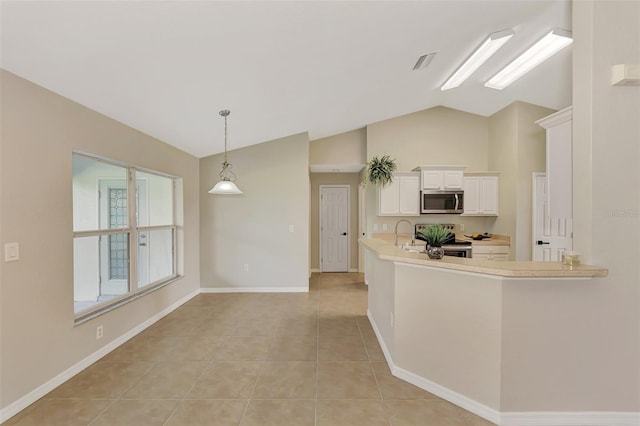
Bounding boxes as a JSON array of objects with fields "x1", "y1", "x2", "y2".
[{"x1": 208, "y1": 109, "x2": 243, "y2": 194}]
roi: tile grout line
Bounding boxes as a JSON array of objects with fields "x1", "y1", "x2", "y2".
[
  {"x1": 161, "y1": 297, "x2": 235, "y2": 426},
  {"x1": 356, "y1": 310, "x2": 393, "y2": 426},
  {"x1": 314, "y1": 276, "x2": 320, "y2": 426}
]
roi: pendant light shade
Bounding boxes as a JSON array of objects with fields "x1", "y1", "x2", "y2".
[{"x1": 209, "y1": 109, "x2": 243, "y2": 195}]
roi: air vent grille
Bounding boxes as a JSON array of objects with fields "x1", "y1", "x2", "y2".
[{"x1": 413, "y1": 52, "x2": 438, "y2": 70}]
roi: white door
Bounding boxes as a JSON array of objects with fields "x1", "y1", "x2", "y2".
[
  {"x1": 320, "y1": 186, "x2": 349, "y2": 272},
  {"x1": 532, "y1": 173, "x2": 573, "y2": 261}
]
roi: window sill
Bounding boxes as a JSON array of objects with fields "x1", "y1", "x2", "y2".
[{"x1": 74, "y1": 275, "x2": 183, "y2": 326}]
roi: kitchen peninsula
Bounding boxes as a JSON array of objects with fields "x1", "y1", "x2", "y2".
[{"x1": 360, "y1": 238, "x2": 607, "y2": 424}]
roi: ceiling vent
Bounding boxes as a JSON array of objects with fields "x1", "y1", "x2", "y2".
[{"x1": 413, "y1": 52, "x2": 438, "y2": 70}]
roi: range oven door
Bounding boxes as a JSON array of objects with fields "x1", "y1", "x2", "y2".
[{"x1": 420, "y1": 190, "x2": 464, "y2": 214}]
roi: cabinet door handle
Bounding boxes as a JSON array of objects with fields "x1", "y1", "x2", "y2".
[
  {"x1": 341, "y1": 232, "x2": 347, "y2": 236},
  {"x1": 536, "y1": 240, "x2": 550, "y2": 245}
]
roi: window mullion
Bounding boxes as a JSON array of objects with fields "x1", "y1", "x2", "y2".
[{"x1": 128, "y1": 168, "x2": 139, "y2": 293}]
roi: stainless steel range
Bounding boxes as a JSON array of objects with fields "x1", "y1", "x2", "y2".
[{"x1": 415, "y1": 224, "x2": 472, "y2": 258}]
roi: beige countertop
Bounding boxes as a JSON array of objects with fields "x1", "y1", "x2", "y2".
[{"x1": 360, "y1": 238, "x2": 608, "y2": 278}]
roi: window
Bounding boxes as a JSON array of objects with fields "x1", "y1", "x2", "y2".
[{"x1": 72, "y1": 153, "x2": 178, "y2": 320}]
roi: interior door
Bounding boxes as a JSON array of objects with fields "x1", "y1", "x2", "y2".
[
  {"x1": 532, "y1": 173, "x2": 573, "y2": 261},
  {"x1": 320, "y1": 186, "x2": 349, "y2": 272}
]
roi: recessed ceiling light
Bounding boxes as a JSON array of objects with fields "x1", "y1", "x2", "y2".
[
  {"x1": 441, "y1": 29, "x2": 514, "y2": 91},
  {"x1": 485, "y1": 29, "x2": 573, "y2": 90},
  {"x1": 413, "y1": 52, "x2": 438, "y2": 70}
]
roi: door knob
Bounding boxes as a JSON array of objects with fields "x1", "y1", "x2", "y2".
[{"x1": 536, "y1": 240, "x2": 550, "y2": 245}]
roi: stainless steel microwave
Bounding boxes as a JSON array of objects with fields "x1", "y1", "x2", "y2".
[{"x1": 420, "y1": 190, "x2": 464, "y2": 214}]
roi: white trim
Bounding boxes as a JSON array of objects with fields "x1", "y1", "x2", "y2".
[
  {"x1": 501, "y1": 412, "x2": 640, "y2": 426},
  {"x1": 0, "y1": 288, "x2": 200, "y2": 424},
  {"x1": 365, "y1": 314, "x2": 638, "y2": 426},
  {"x1": 309, "y1": 163, "x2": 365, "y2": 173},
  {"x1": 366, "y1": 309, "x2": 395, "y2": 369},
  {"x1": 200, "y1": 286, "x2": 308, "y2": 293},
  {"x1": 310, "y1": 268, "x2": 358, "y2": 274},
  {"x1": 393, "y1": 366, "x2": 501, "y2": 425},
  {"x1": 535, "y1": 105, "x2": 573, "y2": 129}
]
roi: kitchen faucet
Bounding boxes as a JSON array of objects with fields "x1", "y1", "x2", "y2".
[{"x1": 394, "y1": 219, "x2": 414, "y2": 247}]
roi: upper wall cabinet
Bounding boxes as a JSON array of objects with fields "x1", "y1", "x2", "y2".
[
  {"x1": 379, "y1": 172, "x2": 420, "y2": 216},
  {"x1": 412, "y1": 166, "x2": 465, "y2": 190},
  {"x1": 462, "y1": 173, "x2": 499, "y2": 216}
]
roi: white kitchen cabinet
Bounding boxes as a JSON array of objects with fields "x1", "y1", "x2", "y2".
[
  {"x1": 463, "y1": 174, "x2": 499, "y2": 216},
  {"x1": 379, "y1": 172, "x2": 420, "y2": 216},
  {"x1": 472, "y1": 245, "x2": 510, "y2": 260},
  {"x1": 413, "y1": 166, "x2": 465, "y2": 190}
]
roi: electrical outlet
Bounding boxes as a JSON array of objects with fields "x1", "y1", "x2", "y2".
[
  {"x1": 243, "y1": 263, "x2": 249, "y2": 272},
  {"x1": 96, "y1": 325, "x2": 104, "y2": 340},
  {"x1": 460, "y1": 223, "x2": 465, "y2": 231}
]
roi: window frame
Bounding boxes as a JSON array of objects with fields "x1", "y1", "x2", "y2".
[{"x1": 72, "y1": 152, "x2": 179, "y2": 324}]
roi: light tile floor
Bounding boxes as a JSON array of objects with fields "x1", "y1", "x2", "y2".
[{"x1": 5, "y1": 273, "x2": 496, "y2": 426}]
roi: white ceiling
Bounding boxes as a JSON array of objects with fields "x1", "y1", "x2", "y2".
[{"x1": 1, "y1": 0, "x2": 572, "y2": 158}]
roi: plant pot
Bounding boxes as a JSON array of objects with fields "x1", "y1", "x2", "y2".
[{"x1": 426, "y1": 246, "x2": 444, "y2": 260}]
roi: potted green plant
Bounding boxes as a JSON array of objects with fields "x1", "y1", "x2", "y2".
[
  {"x1": 417, "y1": 225, "x2": 451, "y2": 259},
  {"x1": 362, "y1": 155, "x2": 397, "y2": 187}
]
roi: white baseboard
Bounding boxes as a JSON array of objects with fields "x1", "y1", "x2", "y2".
[
  {"x1": 200, "y1": 286, "x2": 308, "y2": 293},
  {"x1": 366, "y1": 309, "x2": 394, "y2": 368},
  {"x1": 500, "y1": 412, "x2": 640, "y2": 426},
  {"x1": 393, "y1": 365, "x2": 501, "y2": 424},
  {"x1": 310, "y1": 269, "x2": 360, "y2": 273},
  {"x1": 349, "y1": 268, "x2": 359, "y2": 273},
  {"x1": 365, "y1": 312, "x2": 639, "y2": 426},
  {"x1": 0, "y1": 289, "x2": 200, "y2": 424},
  {"x1": 310, "y1": 268, "x2": 321, "y2": 273}
]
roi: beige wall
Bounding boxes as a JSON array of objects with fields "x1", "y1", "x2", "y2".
[
  {"x1": 309, "y1": 173, "x2": 360, "y2": 271},
  {"x1": 488, "y1": 104, "x2": 518, "y2": 251},
  {"x1": 200, "y1": 133, "x2": 310, "y2": 289},
  {"x1": 309, "y1": 128, "x2": 366, "y2": 165},
  {"x1": 489, "y1": 102, "x2": 554, "y2": 260},
  {"x1": 515, "y1": 103, "x2": 554, "y2": 260},
  {"x1": 570, "y1": 0, "x2": 640, "y2": 411},
  {"x1": 366, "y1": 106, "x2": 489, "y2": 172},
  {"x1": 365, "y1": 106, "x2": 492, "y2": 238},
  {"x1": 0, "y1": 70, "x2": 200, "y2": 410}
]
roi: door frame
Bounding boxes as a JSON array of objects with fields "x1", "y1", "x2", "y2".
[
  {"x1": 532, "y1": 172, "x2": 545, "y2": 260},
  {"x1": 319, "y1": 185, "x2": 350, "y2": 272}
]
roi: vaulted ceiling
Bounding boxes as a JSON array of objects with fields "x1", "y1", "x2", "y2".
[{"x1": 1, "y1": 1, "x2": 572, "y2": 158}]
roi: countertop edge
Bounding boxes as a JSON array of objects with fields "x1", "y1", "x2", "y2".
[{"x1": 360, "y1": 239, "x2": 608, "y2": 279}]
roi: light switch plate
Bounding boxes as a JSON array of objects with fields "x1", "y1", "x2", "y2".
[{"x1": 4, "y1": 243, "x2": 19, "y2": 262}]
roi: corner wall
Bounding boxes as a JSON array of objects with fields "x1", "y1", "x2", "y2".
[
  {"x1": 570, "y1": 0, "x2": 640, "y2": 411},
  {"x1": 489, "y1": 102, "x2": 554, "y2": 260},
  {"x1": 199, "y1": 133, "x2": 310, "y2": 290},
  {"x1": 0, "y1": 70, "x2": 201, "y2": 413}
]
